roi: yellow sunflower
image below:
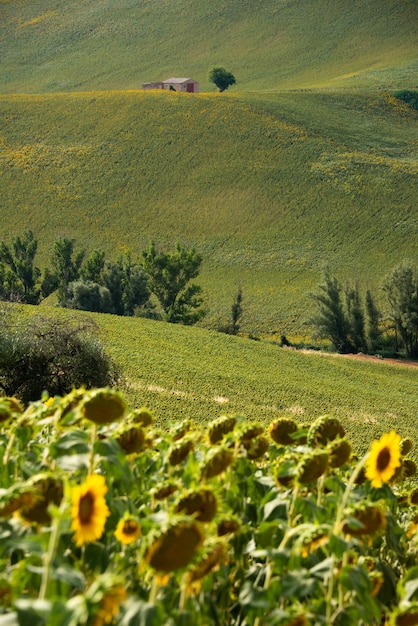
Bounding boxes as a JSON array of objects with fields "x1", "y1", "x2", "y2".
[
  {"x1": 114, "y1": 516, "x2": 141, "y2": 545},
  {"x1": 71, "y1": 474, "x2": 110, "y2": 547},
  {"x1": 365, "y1": 430, "x2": 401, "y2": 488}
]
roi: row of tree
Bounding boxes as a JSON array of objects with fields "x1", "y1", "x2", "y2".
[
  {"x1": 309, "y1": 262, "x2": 418, "y2": 358},
  {"x1": 0, "y1": 231, "x2": 206, "y2": 325}
]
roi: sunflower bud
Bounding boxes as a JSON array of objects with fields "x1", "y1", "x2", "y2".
[
  {"x1": 175, "y1": 488, "x2": 218, "y2": 522},
  {"x1": 269, "y1": 418, "x2": 299, "y2": 445},
  {"x1": 81, "y1": 389, "x2": 127, "y2": 425},
  {"x1": 146, "y1": 521, "x2": 204, "y2": 572},
  {"x1": 208, "y1": 416, "x2": 237, "y2": 445},
  {"x1": 297, "y1": 451, "x2": 329, "y2": 484}
]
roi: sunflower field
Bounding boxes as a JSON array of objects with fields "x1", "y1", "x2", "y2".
[{"x1": 1, "y1": 388, "x2": 418, "y2": 625}]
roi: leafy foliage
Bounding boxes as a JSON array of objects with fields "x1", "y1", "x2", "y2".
[
  {"x1": 142, "y1": 242, "x2": 206, "y2": 324},
  {"x1": 0, "y1": 230, "x2": 41, "y2": 304},
  {"x1": 382, "y1": 261, "x2": 418, "y2": 358},
  {"x1": 208, "y1": 66, "x2": 236, "y2": 92},
  {"x1": 0, "y1": 389, "x2": 417, "y2": 625},
  {"x1": 393, "y1": 89, "x2": 418, "y2": 111},
  {"x1": 0, "y1": 306, "x2": 118, "y2": 404}
]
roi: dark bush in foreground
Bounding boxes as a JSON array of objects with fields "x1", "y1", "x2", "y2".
[{"x1": 0, "y1": 306, "x2": 119, "y2": 403}]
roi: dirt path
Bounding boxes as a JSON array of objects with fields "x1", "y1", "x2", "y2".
[{"x1": 298, "y1": 348, "x2": 418, "y2": 368}]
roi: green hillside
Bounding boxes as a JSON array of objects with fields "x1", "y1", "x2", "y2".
[
  {"x1": 1, "y1": 0, "x2": 418, "y2": 336},
  {"x1": 1, "y1": 89, "x2": 417, "y2": 335},
  {"x1": 17, "y1": 304, "x2": 418, "y2": 455},
  {"x1": 1, "y1": 0, "x2": 417, "y2": 93}
]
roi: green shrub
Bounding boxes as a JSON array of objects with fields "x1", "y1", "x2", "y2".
[
  {"x1": 0, "y1": 306, "x2": 119, "y2": 403},
  {"x1": 393, "y1": 89, "x2": 418, "y2": 110}
]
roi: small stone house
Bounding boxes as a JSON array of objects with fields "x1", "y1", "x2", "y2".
[{"x1": 142, "y1": 78, "x2": 199, "y2": 93}]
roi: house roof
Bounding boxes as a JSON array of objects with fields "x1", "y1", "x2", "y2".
[{"x1": 163, "y1": 77, "x2": 198, "y2": 84}]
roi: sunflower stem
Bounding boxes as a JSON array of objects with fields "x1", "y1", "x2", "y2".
[
  {"x1": 89, "y1": 423, "x2": 97, "y2": 475},
  {"x1": 38, "y1": 503, "x2": 64, "y2": 600},
  {"x1": 325, "y1": 454, "x2": 367, "y2": 622}
]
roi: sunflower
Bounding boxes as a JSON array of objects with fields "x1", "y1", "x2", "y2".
[
  {"x1": 71, "y1": 474, "x2": 110, "y2": 547},
  {"x1": 365, "y1": 430, "x2": 401, "y2": 488},
  {"x1": 114, "y1": 515, "x2": 141, "y2": 545}
]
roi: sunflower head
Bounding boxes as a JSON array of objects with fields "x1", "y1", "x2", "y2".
[
  {"x1": 20, "y1": 476, "x2": 64, "y2": 525},
  {"x1": 342, "y1": 504, "x2": 387, "y2": 537},
  {"x1": 403, "y1": 458, "x2": 417, "y2": 479},
  {"x1": 297, "y1": 451, "x2": 329, "y2": 484},
  {"x1": 400, "y1": 437, "x2": 414, "y2": 456},
  {"x1": 393, "y1": 607, "x2": 418, "y2": 626},
  {"x1": 244, "y1": 436, "x2": 270, "y2": 460},
  {"x1": 114, "y1": 515, "x2": 141, "y2": 545},
  {"x1": 152, "y1": 481, "x2": 179, "y2": 501},
  {"x1": 0, "y1": 483, "x2": 38, "y2": 518},
  {"x1": 275, "y1": 455, "x2": 298, "y2": 488},
  {"x1": 168, "y1": 439, "x2": 194, "y2": 466},
  {"x1": 307, "y1": 416, "x2": 345, "y2": 447},
  {"x1": 172, "y1": 419, "x2": 193, "y2": 441},
  {"x1": 217, "y1": 516, "x2": 241, "y2": 536},
  {"x1": 116, "y1": 425, "x2": 145, "y2": 455},
  {"x1": 146, "y1": 521, "x2": 204, "y2": 573},
  {"x1": 410, "y1": 488, "x2": 418, "y2": 506},
  {"x1": 239, "y1": 423, "x2": 264, "y2": 442},
  {"x1": 130, "y1": 407, "x2": 154, "y2": 427},
  {"x1": 186, "y1": 543, "x2": 226, "y2": 584},
  {"x1": 208, "y1": 415, "x2": 237, "y2": 445},
  {"x1": 70, "y1": 474, "x2": 110, "y2": 547},
  {"x1": 365, "y1": 430, "x2": 401, "y2": 488},
  {"x1": 269, "y1": 418, "x2": 299, "y2": 446},
  {"x1": 81, "y1": 389, "x2": 127, "y2": 425},
  {"x1": 175, "y1": 488, "x2": 218, "y2": 522},
  {"x1": 201, "y1": 447, "x2": 234, "y2": 480},
  {"x1": 0, "y1": 397, "x2": 23, "y2": 424},
  {"x1": 327, "y1": 438, "x2": 352, "y2": 468}
]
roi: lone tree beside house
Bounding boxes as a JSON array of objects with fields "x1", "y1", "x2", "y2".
[{"x1": 208, "y1": 67, "x2": 236, "y2": 92}]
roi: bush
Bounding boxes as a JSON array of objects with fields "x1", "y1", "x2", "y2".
[
  {"x1": 0, "y1": 306, "x2": 119, "y2": 404},
  {"x1": 393, "y1": 89, "x2": 418, "y2": 111}
]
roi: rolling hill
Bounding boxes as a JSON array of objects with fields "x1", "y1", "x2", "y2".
[
  {"x1": 1, "y1": 0, "x2": 417, "y2": 93},
  {"x1": 1, "y1": 0, "x2": 418, "y2": 338}
]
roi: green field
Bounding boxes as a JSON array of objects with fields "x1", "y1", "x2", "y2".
[
  {"x1": 1, "y1": 88, "x2": 418, "y2": 335},
  {"x1": 16, "y1": 304, "x2": 416, "y2": 456}
]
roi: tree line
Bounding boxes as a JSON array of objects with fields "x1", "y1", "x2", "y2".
[
  {"x1": 309, "y1": 262, "x2": 418, "y2": 358},
  {"x1": 0, "y1": 231, "x2": 206, "y2": 325}
]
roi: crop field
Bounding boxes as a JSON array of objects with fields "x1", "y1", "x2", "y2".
[{"x1": 15, "y1": 304, "x2": 416, "y2": 457}]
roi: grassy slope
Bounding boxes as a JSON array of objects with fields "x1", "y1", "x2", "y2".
[
  {"x1": 1, "y1": 89, "x2": 417, "y2": 334},
  {"x1": 22, "y1": 304, "x2": 417, "y2": 455},
  {"x1": 1, "y1": 0, "x2": 417, "y2": 93}
]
